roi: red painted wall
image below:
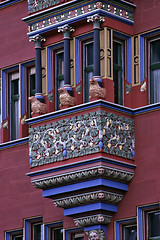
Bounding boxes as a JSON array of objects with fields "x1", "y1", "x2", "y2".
[
  {"x1": 0, "y1": 1, "x2": 35, "y2": 69},
  {"x1": 0, "y1": 143, "x2": 65, "y2": 238},
  {"x1": 133, "y1": 0, "x2": 160, "y2": 34}
]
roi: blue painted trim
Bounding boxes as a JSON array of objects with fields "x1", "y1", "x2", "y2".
[
  {"x1": 42, "y1": 178, "x2": 128, "y2": 198},
  {"x1": 140, "y1": 36, "x2": 145, "y2": 82},
  {"x1": 24, "y1": 216, "x2": 43, "y2": 240},
  {"x1": 137, "y1": 203, "x2": 160, "y2": 240},
  {"x1": 0, "y1": 0, "x2": 21, "y2": 8},
  {"x1": 64, "y1": 202, "x2": 117, "y2": 216},
  {"x1": 138, "y1": 207, "x2": 143, "y2": 240},
  {"x1": 47, "y1": 42, "x2": 64, "y2": 93},
  {"x1": 2, "y1": 70, "x2": 7, "y2": 121},
  {"x1": 75, "y1": 32, "x2": 93, "y2": 85},
  {"x1": 27, "y1": 156, "x2": 136, "y2": 178},
  {"x1": 44, "y1": 221, "x2": 63, "y2": 240},
  {"x1": 0, "y1": 137, "x2": 29, "y2": 149},
  {"x1": 26, "y1": 100, "x2": 134, "y2": 125},
  {"x1": 20, "y1": 60, "x2": 35, "y2": 116},
  {"x1": 115, "y1": 217, "x2": 137, "y2": 240},
  {"x1": 5, "y1": 229, "x2": 23, "y2": 240},
  {"x1": 127, "y1": 37, "x2": 132, "y2": 84},
  {"x1": 64, "y1": 227, "x2": 83, "y2": 240},
  {"x1": 2, "y1": 65, "x2": 19, "y2": 121}
]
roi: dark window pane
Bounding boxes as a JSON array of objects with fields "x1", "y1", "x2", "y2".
[
  {"x1": 148, "y1": 211, "x2": 160, "y2": 239},
  {"x1": 52, "y1": 228, "x2": 63, "y2": 240},
  {"x1": 151, "y1": 40, "x2": 160, "y2": 64},
  {"x1": 124, "y1": 225, "x2": 137, "y2": 240},
  {"x1": 13, "y1": 236, "x2": 23, "y2": 240},
  {"x1": 33, "y1": 223, "x2": 42, "y2": 240},
  {"x1": 86, "y1": 42, "x2": 93, "y2": 66},
  {"x1": 113, "y1": 40, "x2": 123, "y2": 105}
]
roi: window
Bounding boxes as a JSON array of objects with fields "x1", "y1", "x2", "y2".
[
  {"x1": 150, "y1": 39, "x2": 160, "y2": 104},
  {"x1": 115, "y1": 217, "x2": 137, "y2": 240},
  {"x1": 31, "y1": 222, "x2": 43, "y2": 240},
  {"x1": 5, "y1": 229, "x2": 23, "y2": 240},
  {"x1": 9, "y1": 71, "x2": 20, "y2": 140},
  {"x1": 27, "y1": 66, "x2": 35, "y2": 117},
  {"x1": 147, "y1": 210, "x2": 160, "y2": 240},
  {"x1": 50, "y1": 227, "x2": 63, "y2": 240},
  {"x1": 54, "y1": 49, "x2": 64, "y2": 110},
  {"x1": 124, "y1": 224, "x2": 137, "y2": 240},
  {"x1": 24, "y1": 217, "x2": 43, "y2": 240},
  {"x1": 113, "y1": 39, "x2": 123, "y2": 105},
  {"x1": 83, "y1": 40, "x2": 93, "y2": 103}
]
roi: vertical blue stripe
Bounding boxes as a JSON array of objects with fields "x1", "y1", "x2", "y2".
[
  {"x1": 20, "y1": 64, "x2": 25, "y2": 116},
  {"x1": 2, "y1": 70, "x2": 7, "y2": 120},
  {"x1": 140, "y1": 36, "x2": 145, "y2": 82},
  {"x1": 75, "y1": 37, "x2": 80, "y2": 85},
  {"x1": 138, "y1": 207, "x2": 143, "y2": 240},
  {"x1": 47, "y1": 47, "x2": 52, "y2": 93},
  {"x1": 127, "y1": 37, "x2": 132, "y2": 84},
  {"x1": 115, "y1": 221, "x2": 120, "y2": 240}
]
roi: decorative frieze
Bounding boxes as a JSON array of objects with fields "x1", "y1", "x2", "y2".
[
  {"x1": 53, "y1": 190, "x2": 123, "y2": 208},
  {"x1": 29, "y1": 110, "x2": 135, "y2": 167},
  {"x1": 27, "y1": 1, "x2": 134, "y2": 34},
  {"x1": 74, "y1": 214, "x2": 112, "y2": 227},
  {"x1": 32, "y1": 166, "x2": 134, "y2": 189}
]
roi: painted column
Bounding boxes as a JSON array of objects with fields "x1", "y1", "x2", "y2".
[
  {"x1": 87, "y1": 14, "x2": 105, "y2": 84},
  {"x1": 58, "y1": 24, "x2": 74, "y2": 95},
  {"x1": 29, "y1": 34, "x2": 46, "y2": 102}
]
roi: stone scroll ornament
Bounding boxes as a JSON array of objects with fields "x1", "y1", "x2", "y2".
[{"x1": 29, "y1": 110, "x2": 135, "y2": 167}]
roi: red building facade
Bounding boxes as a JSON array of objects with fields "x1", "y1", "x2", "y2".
[{"x1": 0, "y1": 0, "x2": 160, "y2": 239}]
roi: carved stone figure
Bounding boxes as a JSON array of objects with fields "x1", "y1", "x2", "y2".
[
  {"x1": 87, "y1": 229, "x2": 106, "y2": 240},
  {"x1": 89, "y1": 78, "x2": 106, "y2": 99},
  {"x1": 58, "y1": 87, "x2": 76, "y2": 107},
  {"x1": 28, "y1": 96, "x2": 47, "y2": 115}
]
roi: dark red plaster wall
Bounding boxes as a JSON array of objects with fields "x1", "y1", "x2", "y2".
[
  {"x1": 134, "y1": 0, "x2": 160, "y2": 34},
  {"x1": 0, "y1": 1, "x2": 35, "y2": 69},
  {"x1": 0, "y1": 144, "x2": 64, "y2": 238}
]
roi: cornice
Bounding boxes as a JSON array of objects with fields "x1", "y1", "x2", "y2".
[
  {"x1": 0, "y1": 0, "x2": 23, "y2": 9},
  {"x1": 53, "y1": 190, "x2": 123, "y2": 208},
  {"x1": 22, "y1": 0, "x2": 135, "y2": 37},
  {"x1": 32, "y1": 165, "x2": 134, "y2": 189}
]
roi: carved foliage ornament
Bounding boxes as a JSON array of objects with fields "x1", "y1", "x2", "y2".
[
  {"x1": 29, "y1": 110, "x2": 135, "y2": 167},
  {"x1": 53, "y1": 190, "x2": 123, "y2": 208},
  {"x1": 32, "y1": 166, "x2": 134, "y2": 189},
  {"x1": 74, "y1": 214, "x2": 112, "y2": 227}
]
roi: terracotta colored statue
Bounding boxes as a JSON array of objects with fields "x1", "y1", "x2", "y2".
[
  {"x1": 89, "y1": 78, "x2": 106, "y2": 99},
  {"x1": 58, "y1": 87, "x2": 76, "y2": 107},
  {"x1": 28, "y1": 96, "x2": 47, "y2": 115}
]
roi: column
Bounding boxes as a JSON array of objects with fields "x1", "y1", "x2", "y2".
[
  {"x1": 29, "y1": 34, "x2": 46, "y2": 102},
  {"x1": 58, "y1": 24, "x2": 74, "y2": 96},
  {"x1": 87, "y1": 14, "x2": 105, "y2": 85}
]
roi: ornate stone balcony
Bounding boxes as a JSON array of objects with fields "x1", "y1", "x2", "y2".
[{"x1": 27, "y1": 100, "x2": 136, "y2": 237}]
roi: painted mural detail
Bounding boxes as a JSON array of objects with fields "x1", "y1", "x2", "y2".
[
  {"x1": 53, "y1": 190, "x2": 123, "y2": 208},
  {"x1": 29, "y1": 110, "x2": 135, "y2": 167},
  {"x1": 28, "y1": 1, "x2": 134, "y2": 33},
  {"x1": 32, "y1": 166, "x2": 134, "y2": 189},
  {"x1": 74, "y1": 214, "x2": 112, "y2": 227}
]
